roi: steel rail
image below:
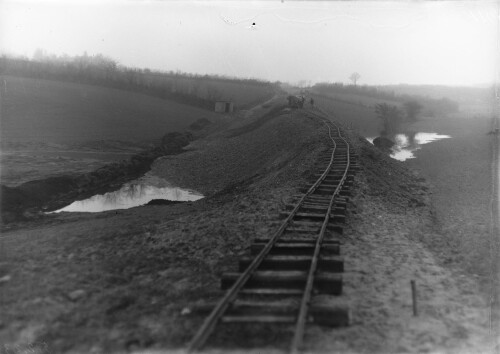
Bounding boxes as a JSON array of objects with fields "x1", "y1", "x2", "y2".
[
  {"x1": 187, "y1": 115, "x2": 341, "y2": 353},
  {"x1": 290, "y1": 116, "x2": 351, "y2": 354}
]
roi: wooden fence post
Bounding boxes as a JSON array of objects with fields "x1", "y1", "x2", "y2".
[{"x1": 411, "y1": 280, "x2": 418, "y2": 316}]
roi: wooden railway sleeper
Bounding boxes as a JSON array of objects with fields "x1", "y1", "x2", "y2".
[
  {"x1": 250, "y1": 242, "x2": 340, "y2": 256},
  {"x1": 238, "y1": 255, "x2": 344, "y2": 272},
  {"x1": 221, "y1": 271, "x2": 342, "y2": 295}
]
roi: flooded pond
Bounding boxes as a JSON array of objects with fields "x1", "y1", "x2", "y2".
[
  {"x1": 52, "y1": 173, "x2": 204, "y2": 213},
  {"x1": 367, "y1": 133, "x2": 451, "y2": 161}
]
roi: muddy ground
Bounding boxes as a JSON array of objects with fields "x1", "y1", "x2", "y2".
[
  {"x1": 0, "y1": 99, "x2": 497, "y2": 353},
  {"x1": 405, "y1": 114, "x2": 497, "y2": 287}
]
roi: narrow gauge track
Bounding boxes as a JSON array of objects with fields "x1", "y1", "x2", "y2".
[{"x1": 188, "y1": 112, "x2": 359, "y2": 353}]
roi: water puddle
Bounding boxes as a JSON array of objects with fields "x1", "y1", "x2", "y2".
[
  {"x1": 366, "y1": 133, "x2": 451, "y2": 161},
  {"x1": 391, "y1": 133, "x2": 451, "y2": 161},
  {"x1": 52, "y1": 173, "x2": 204, "y2": 213}
]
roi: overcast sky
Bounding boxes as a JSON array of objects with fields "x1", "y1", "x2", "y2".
[{"x1": 0, "y1": 0, "x2": 498, "y2": 85}]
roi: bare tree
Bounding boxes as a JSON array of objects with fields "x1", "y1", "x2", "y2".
[
  {"x1": 403, "y1": 100, "x2": 423, "y2": 122},
  {"x1": 349, "y1": 72, "x2": 360, "y2": 86},
  {"x1": 375, "y1": 103, "x2": 402, "y2": 136},
  {"x1": 33, "y1": 48, "x2": 47, "y2": 61}
]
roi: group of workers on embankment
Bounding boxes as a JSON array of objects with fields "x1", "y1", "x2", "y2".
[{"x1": 287, "y1": 95, "x2": 314, "y2": 109}]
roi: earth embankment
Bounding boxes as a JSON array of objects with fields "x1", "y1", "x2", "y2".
[
  {"x1": 0, "y1": 101, "x2": 330, "y2": 352},
  {"x1": 0, "y1": 104, "x2": 494, "y2": 353},
  {"x1": 151, "y1": 106, "x2": 321, "y2": 195}
]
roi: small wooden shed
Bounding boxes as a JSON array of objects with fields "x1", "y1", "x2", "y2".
[{"x1": 215, "y1": 101, "x2": 234, "y2": 113}]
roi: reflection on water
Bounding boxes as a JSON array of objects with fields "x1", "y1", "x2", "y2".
[
  {"x1": 365, "y1": 133, "x2": 451, "y2": 161},
  {"x1": 52, "y1": 173, "x2": 204, "y2": 213},
  {"x1": 391, "y1": 132, "x2": 451, "y2": 161}
]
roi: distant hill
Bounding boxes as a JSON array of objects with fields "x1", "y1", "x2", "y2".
[
  {"x1": 310, "y1": 82, "x2": 465, "y2": 117},
  {"x1": 0, "y1": 55, "x2": 277, "y2": 112},
  {"x1": 310, "y1": 94, "x2": 381, "y2": 138},
  {"x1": 310, "y1": 89, "x2": 401, "y2": 109},
  {"x1": 0, "y1": 75, "x2": 222, "y2": 145},
  {"x1": 377, "y1": 84, "x2": 493, "y2": 109}
]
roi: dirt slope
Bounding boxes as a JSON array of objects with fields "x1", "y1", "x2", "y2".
[{"x1": 151, "y1": 105, "x2": 317, "y2": 195}]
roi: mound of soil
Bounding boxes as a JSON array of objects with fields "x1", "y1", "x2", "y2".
[
  {"x1": 358, "y1": 138, "x2": 427, "y2": 206},
  {"x1": 150, "y1": 102, "x2": 323, "y2": 197},
  {"x1": 373, "y1": 136, "x2": 395, "y2": 150}
]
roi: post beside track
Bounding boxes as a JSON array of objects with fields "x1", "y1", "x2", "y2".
[{"x1": 187, "y1": 110, "x2": 358, "y2": 353}]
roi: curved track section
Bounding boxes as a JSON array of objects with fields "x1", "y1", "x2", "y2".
[{"x1": 188, "y1": 112, "x2": 359, "y2": 353}]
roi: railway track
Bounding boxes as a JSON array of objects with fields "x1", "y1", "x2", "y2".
[{"x1": 187, "y1": 111, "x2": 359, "y2": 353}]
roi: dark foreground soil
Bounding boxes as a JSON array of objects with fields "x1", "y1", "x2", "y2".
[{"x1": 0, "y1": 99, "x2": 496, "y2": 353}]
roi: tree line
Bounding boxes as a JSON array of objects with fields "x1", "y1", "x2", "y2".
[{"x1": 0, "y1": 51, "x2": 276, "y2": 111}]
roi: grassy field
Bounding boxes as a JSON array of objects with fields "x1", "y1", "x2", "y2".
[
  {"x1": 150, "y1": 75, "x2": 276, "y2": 110},
  {"x1": 311, "y1": 89, "x2": 401, "y2": 109},
  {"x1": 1, "y1": 75, "x2": 221, "y2": 145},
  {"x1": 311, "y1": 93, "x2": 382, "y2": 137},
  {"x1": 0, "y1": 75, "x2": 227, "y2": 185}
]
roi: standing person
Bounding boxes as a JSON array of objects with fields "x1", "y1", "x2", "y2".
[{"x1": 310, "y1": 97, "x2": 314, "y2": 107}]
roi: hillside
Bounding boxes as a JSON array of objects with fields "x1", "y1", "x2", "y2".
[
  {"x1": 0, "y1": 75, "x2": 228, "y2": 186},
  {"x1": 1, "y1": 56, "x2": 277, "y2": 112},
  {"x1": 140, "y1": 72, "x2": 277, "y2": 110},
  {"x1": 378, "y1": 84, "x2": 493, "y2": 106},
  {"x1": 310, "y1": 94, "x2": 382, "y2": 137},
  {"x1": 309, "y1": 83, "x2": 466, "y2": 127},
  {"x1": 1, "y1": 75, "x2": 221, "y2": 145},
  {"x1": 0, "y1": 99, "x2": 495, "y2": 353},
  {"x1": 310, "y1": 87, "x2": 401, "y2": 109}
]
